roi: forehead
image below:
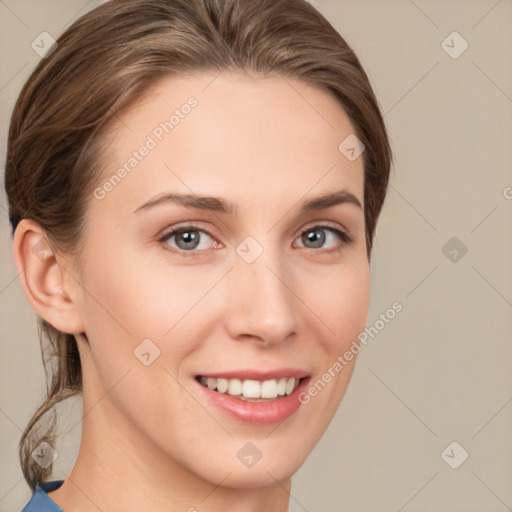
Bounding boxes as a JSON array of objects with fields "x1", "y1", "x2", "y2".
[{"x1": 93, "y1": 71, "x2": 364, "y2": 218}]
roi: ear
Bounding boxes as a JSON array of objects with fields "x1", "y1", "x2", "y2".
[{"x1": 12, "y1": 219, "x2": 85, "y2": 335}]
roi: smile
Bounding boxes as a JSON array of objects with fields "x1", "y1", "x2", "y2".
[
  {"x1": 195, "y1": 373, "x2": 311, "y2": 425},
  {"x1": 196, "y1": 375, "x2": 302, "y2": 401}
]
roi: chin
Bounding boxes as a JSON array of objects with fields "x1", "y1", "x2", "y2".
[
  {"x1": 202, "y1": 448, "x2": 307, "y2": 489},
  {"x1": 220, "y1": 463, "x2": 300, "y2": 489}
]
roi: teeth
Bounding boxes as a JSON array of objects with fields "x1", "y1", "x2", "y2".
[
  {"x1": 228, "y1": 378, "x2": 242, "y2": 396},
  {"x1": 285, "y1": 378, "x2": 295, "y2": 395},
  {"x1": 277, "y1": 378, "x2": 287, "y2": 396},
  {"x1": 199, "y1": 376, "x2": 301, "y2": 399},
  {"x1": 242, "y1": 379, "x2": 261, "y2": 398},
  {"x1": 216, "y1": 378, "x2": 229, "y2": 393},
  {"x1": 261, "y1": 379, "x2": 278, "y2": 399}
]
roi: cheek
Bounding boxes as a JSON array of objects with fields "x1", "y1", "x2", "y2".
[
  {"x1": 340, "y1": 262, "x2": 371, "y2": 337},
  {"x1": 75, "y1": 247, "x2": 223, "y2": 403},
  {"x1": 78, "y1": 243, "x2": 205, "y2": 339},
  {"x1": 75, "y1": 252, "x2": 202, "y2": 441},
  {"x1": 305, "y1": 257, "x2": 371, "y2": 351},
  {"x1": 293, "y1": 260, "x2": 369, "y2": 438}
]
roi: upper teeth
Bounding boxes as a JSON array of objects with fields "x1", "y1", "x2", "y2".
[{"x1": 199, "y1": 376, "x2": 300, "y2": 399}]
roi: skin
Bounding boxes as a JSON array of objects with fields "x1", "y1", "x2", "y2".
[{"x1": 14, "y1": 71, "x2": 370, "y2": 512}]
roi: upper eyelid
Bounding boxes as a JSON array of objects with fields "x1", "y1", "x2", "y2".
[
  {"x1": 159, "y1": 219, "x2": 348, "y2": 234},
  {"x1": 158, "y1": 222, "x2": 216, "y2": 240}
]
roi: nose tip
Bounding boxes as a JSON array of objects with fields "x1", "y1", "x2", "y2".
[{"x1": 224, "y1": 251, "x2": 299, "y2": 347}]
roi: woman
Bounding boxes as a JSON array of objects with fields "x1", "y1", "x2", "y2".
[{"x1": 6, "y1": 0, "x2": 391, "y2": 510}]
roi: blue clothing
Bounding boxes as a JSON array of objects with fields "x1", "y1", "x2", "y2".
[
  {"x1": 20, "y1": 480, "x2": 64, "y2": 512},
  {"x1": 20, "y1": 480, "x2": 292, "y2": 511}
]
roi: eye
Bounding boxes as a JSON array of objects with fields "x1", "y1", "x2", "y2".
[
  {"x1": 294, "y1": 224, "x2": 353, "y2": 251},
  {"x1": 158, "y1": 222, "x2": 353, "y2": 258},
  {"x1": 158, "y1": 224, "x2": 220, "y2": 257}
]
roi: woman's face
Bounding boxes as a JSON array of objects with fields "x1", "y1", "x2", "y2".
[{"x1": 70, "y1": 71, "x2": 369, "y2": 487}]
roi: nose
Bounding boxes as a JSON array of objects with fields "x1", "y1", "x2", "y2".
[{"x1": 223, "y1": 243, "x2": 299, "y2": 348}]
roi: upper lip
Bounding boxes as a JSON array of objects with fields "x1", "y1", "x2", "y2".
[{"x1": 196, "y1": 368, "x2": 311, "y2": 381}]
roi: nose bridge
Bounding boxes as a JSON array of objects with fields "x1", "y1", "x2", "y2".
[{"x1": 225, "y1": 236, "x2": 298, "y2": 344}]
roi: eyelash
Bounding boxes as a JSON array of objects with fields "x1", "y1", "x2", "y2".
[{"x1": 157, "y1": 222, "x2": 354, "y2": 258}]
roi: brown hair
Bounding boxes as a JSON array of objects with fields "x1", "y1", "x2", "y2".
[{"x1": 4, "y1": 0, "x2": 392, "y2": 491}]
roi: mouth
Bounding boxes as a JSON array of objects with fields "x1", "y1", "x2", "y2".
[
  {"x1": 194, "y1": 372, "x2": 312, "y2": 424},
  {"x1": 195, "y1": 375, "x2": 305, "y2": 402},
  {"x1": 193, "y1": 368, "x2": 312, "y2": 424}
]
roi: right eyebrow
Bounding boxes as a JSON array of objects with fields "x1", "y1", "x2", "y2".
[{"x1": 133, "y1": 192, "x2": 238, "y2": 215}]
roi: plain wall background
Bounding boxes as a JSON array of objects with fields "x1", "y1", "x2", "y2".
[{"x1": 1, "y1": 1, "x2": 511, "y2": 511}]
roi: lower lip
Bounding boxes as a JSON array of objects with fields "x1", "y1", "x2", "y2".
[{"x1": 195, "y1": 377, "x2": 311, "y2": 425}]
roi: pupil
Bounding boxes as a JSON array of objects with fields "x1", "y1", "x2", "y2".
[
  {"x1": 304, "y1": 229, "x2": 325, "y2": 248},
  {"x1": 177, "y1": 231, "x2": 199, "y2": 249}
]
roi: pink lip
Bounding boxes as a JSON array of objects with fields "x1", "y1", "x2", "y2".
[
  {"x1": 196, "y1": 368, "x2": 310, "y2": 380},
  {"x1": 195, "y1": 375, "x2": 311, "y2": 425}
]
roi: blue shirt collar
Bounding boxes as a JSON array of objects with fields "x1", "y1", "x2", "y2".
[{"x1": 21, "y1": 480, "x2": 64, "y2": 512}]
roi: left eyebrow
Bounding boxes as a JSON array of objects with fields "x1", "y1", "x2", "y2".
[
  {"x1": 133, "y1": 189, "x2": 362, "y2": 215},
  {"x1": 301, "y1": 190, "x2": 362, "y2": 211}
]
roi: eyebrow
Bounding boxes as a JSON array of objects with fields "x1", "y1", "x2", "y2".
[{"x1": 133, "y1": 189, "x2": 362, "y2": 215}]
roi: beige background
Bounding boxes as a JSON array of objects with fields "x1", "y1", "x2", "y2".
[{"x1": 1, "y1": 1, "x2": 511, "y2": 511}]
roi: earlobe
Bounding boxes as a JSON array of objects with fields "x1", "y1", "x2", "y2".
[{"x1": 12, "y1": 219, "x2": 85, "y2": 335}]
